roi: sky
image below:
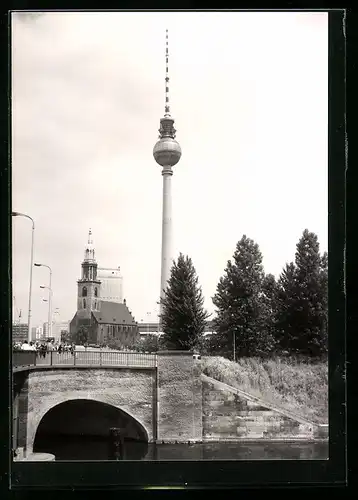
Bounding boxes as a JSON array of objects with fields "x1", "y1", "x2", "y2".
[{"x1": 11, "y1": 11, "x2": 328, "y2": 328}]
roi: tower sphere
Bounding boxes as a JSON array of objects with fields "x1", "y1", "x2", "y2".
[{"x1": 153, "y1": 138, "x2": 182, "y2": 167}]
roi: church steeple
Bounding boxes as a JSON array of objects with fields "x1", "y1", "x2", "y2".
[
  {"x1": 81, "y1": 228, "x2": 98, "y2": 280},
  {"x1": 84, "y1": 228, "x2": 96, "y2": 263},
  {"x1": 77, "y1": 229, "x2": 101, "y2": 317}
]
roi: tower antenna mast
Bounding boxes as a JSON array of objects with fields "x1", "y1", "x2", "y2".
[{"x1": 165, "y1": 29, "x2": 170, "y2": 116}]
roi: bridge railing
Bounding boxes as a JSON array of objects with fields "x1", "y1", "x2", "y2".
[
  {"x1": 13, "y1": 350, "x2": 157, "y2": 368},
  {"x1": 13, "y1": 351, "x2": 37, "y2": 368}
]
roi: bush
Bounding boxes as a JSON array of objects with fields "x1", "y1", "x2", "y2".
[
  {"x1": 132, "y1": 334, "x2": 164, "y2": 353},
  {"x1": 201, "y1": 355, "x2": 328, "y2": 424}
]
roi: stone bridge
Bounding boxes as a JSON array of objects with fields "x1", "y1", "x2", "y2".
[
  {"x1": 13, "y1": 351, "x2": 202, "y2": 456},
  {"x1": 13, "y1": 351, "x2": 327, "y2": 458}
]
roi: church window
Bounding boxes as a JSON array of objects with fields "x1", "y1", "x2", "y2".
[
  {"x1": 94, "y1": 287, "x2": 98, "y2": 297},
  {"x1": 83, "y1": 299, "x2": 86, "y2": 308},
  {"x1": 82, "y1": 287, "x2": 87, "y2": 297}
]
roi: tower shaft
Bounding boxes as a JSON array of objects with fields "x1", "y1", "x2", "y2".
[{"x1": 160, "y1": 170, "x2": 173, "y2": 311}]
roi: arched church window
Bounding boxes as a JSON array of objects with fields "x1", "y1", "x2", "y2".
[
  {"x1": 82, "y1": 287, "x2": 87, "y2": 297},
  {"x1": 94, "y1": 287, "x2": 98, "y2": 297},
  {"x1": 83, "y1": 299, "x2": 86, "y2": 309}
]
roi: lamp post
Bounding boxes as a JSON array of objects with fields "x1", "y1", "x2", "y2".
[
  {"x1": 35, "y1": 263, "x2": 52, "y2": 339},
  {"x1": 146, "y1": 312, "x2": 151, "y2": 334},
  {"x1": 12, "y1": 211, "x2": 35, "y2": 343},
  {"x1": 40, "y1": 286, "x2": 52, "y2": 339},
  {"x1": 53, "y1": 308, "x2": 60, "y2": 342},
  {"x1": 156, "y1": 300, "x2": 161, "y2": 335},
  {"x1": 233, "y1": 330, "x2": 236, "y2": 362}
]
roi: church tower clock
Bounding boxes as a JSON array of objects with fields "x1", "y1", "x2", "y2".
[{"x1": 77, "y1": 229, "x2": 101, "y2": 319}]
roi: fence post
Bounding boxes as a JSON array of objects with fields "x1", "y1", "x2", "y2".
[
  {"x1": 74, "y1": 350, "x2": 76, "y2": 366},
  {"x1": 100, "y1": 350, "x2": 102, "y2": 366},
  {"x1": 50, "y1": 350, "x2": 53, "y2": 366}
]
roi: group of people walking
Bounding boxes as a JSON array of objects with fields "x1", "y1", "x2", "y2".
[{"x1": 13, "y1": 340, "x2": 76, "y2": 357}]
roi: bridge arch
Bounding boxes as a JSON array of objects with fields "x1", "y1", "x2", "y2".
[
  {"x1": 23, "y1": 368, "x2": 154, "y2": 453},
  {"x1": 26, "y1": 392, "x2": 152, "y2": 454},
  {"x1": 33, "y1": 398, "x2": 149, "y2": 460}
]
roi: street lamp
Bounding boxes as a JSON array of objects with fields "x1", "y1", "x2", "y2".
[
  {"x1": 40, "y1": 286, "x2": 52, "y2": 339},
  {"x1": 53, "y1": 308, "x2": 60, "y2": 342},
  {"x1": 146, "y1": 312, "x2": 151, "y2": 334},
  {"x1": 233, "y1": 330, "x2": 236, "y2": 362},
  {"x1": 156, "y1": 300, "x2": 161, "y2": 335},
  {"x1": 12, "y1": 211, "x2": 35, "y2": 343},
  {"x1": 35, "y1": 263, "x2": 52, "y2": 339}
]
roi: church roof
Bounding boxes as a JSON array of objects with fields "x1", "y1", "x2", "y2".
[{"x1": 92, "y1": 301, "x2": 137, "y2": 325}]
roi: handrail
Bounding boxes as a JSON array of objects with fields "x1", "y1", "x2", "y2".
[{"x1": 13, "y1": 350, "x2": 157, "y2": 369}]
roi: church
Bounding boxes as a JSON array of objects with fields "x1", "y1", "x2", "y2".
[{"x1": 69, "y1": 230, "x2": 139, "y2": 347}]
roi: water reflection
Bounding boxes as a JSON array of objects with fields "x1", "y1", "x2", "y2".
[
  {"x1": 35, "y1": 436, "x2": 328, "y2": 461},
  {"x1": 35, "y1": 436, "x2": 148, "y2": 461}
]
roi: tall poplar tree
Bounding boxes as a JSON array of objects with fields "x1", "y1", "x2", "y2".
[
  {"x1": 212, "y1": 235, "x2": 274, "y2": 359},
  {"x1": 160, "y1": 253, "x2": 209, "y2": 350},
  {"x1": 274, "y1": 230, "x2": 328, "y2": 357}
]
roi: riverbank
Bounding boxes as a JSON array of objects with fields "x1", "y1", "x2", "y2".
[
  {"x1": 33, "y1": 437, "x2": 328, "y2": 461},
  {"x1": 201, "y1": 356, "x2": 328, "y2": 424}
]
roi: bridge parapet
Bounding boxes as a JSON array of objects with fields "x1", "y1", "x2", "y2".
[{"x1": 13, "y1": 350, "x2": 157, "y2": 369}]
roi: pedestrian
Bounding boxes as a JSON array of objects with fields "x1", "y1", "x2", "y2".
[
  {"x1": 41, "y1": 343, "x2": 47, "y2": 358},
  {"x1": 21, "y1": 340, "x2": 30, "y2": 351}
]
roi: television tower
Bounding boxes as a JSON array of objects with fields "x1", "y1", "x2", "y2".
[{"x1": 153, "y1": 29, "x2": 182, "y2": 317}]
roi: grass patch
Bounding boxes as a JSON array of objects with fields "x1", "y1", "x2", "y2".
[{"x1": 201, "y1": 356, "x2": 328, "y2": 424}]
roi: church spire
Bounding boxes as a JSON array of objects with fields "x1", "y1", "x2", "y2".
[{"x1": 84, "y1": 228, "x2": 96, "y2": 263}]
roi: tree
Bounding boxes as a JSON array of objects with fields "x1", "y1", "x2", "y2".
[
  {"x1": 274, "y1": 230, "x2": 328, "y2": 358},
  {"x1": 133, "y1": 334, "x2": 163, "y2": 353},
  {"x1": 60, "y1": 330, "x2": 71, "y2": 344},
  {"x1": 260, "y1": 273, "x2": 279, "y2": 352},
  {"x1": 318, "y1": 250, "x2": 328, "y2": 356},
  {"x1": 274, "y1": 262, "x2": 298, "y2": 354},
  {"x1": 212, "y1": 235, "x2": 274, "y2": 359},
  {"x1": 74, "y1": 325, "x2": 89, "y2": 346},
  {"x1": 160, "y1": 253, "x2": 209, "y2": 350}
]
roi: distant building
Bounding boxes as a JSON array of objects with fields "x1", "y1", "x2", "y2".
[
  {"x1": 138, "y1": 320, "x2": 215, "y2": 336},
  {"x1": 138, "y1": 323, "x2": 160, "y2": 335},
  {"x1": 69, "y1": 230, "x2": 139, "y2": 347},
  {"x1": 97, "y1": 267, "x2": 123, "y2": 303},
  {"x1": 31, "y1": 325, "x2": 43, "y2": 341},
  {"x1": 42, "y1": 322, "x2": 50, "y2": 338},
  {"x1": 52, "y1": 321, "x2": 70, "y2": 342},
  {"x1": 13, "y1": 323, "x2": 28, "y2": 343}
]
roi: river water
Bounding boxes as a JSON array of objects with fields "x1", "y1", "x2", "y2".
[{"x1": 35, "y1": 437, "x2": 328, "y2": 461}]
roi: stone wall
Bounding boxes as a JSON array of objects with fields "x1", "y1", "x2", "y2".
[
  {"x1": 14, "y1": 373, "x2": 29, "y2": 450},
  {"x1": 21, "y1": 367, "x2": 155, "y2": 451},
  {"x1": 157, "y1": 351, "x2": 202, "y2": 442},
  {"x1": 202, "y1": 375, "x2": 317, "y2": 441}
]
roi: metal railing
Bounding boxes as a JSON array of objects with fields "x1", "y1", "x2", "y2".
[{"x1": 13, "y1": 350, "x2": 157, "y2": 368}]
